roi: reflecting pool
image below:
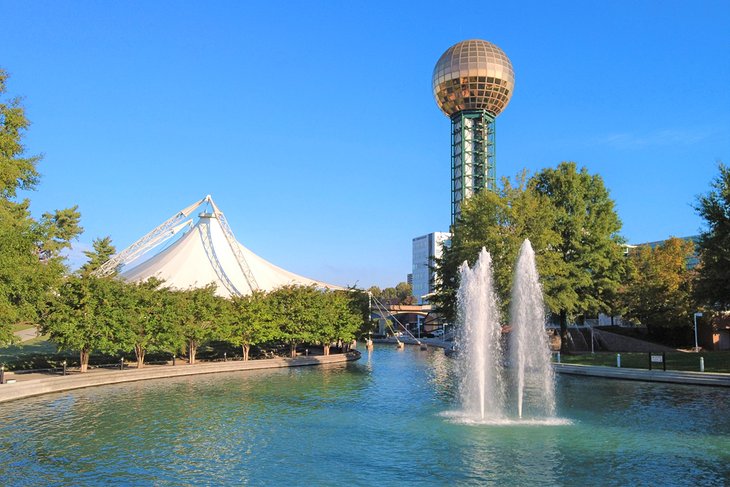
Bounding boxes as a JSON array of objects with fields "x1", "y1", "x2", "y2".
[{"x1": 0, "y1": 346, "x2": 728, "y2": 486}]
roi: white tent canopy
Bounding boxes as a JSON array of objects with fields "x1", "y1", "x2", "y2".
[{"x1": 101, "y1": 196, "x2": 342, "y2": 298}]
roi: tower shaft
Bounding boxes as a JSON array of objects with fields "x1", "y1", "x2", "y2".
[{"x1": 451, "y1": 110, "x2": 496, "y2": 225}]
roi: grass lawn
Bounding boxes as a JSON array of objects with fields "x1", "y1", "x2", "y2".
[
  {"x1": 0, "y1": 338, "x2": 71, "y2": 370},
  {"x1": 559, "y1": 351, "x2": 730, "y2": 373}
]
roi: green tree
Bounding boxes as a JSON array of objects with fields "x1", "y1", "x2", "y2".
[
  {"x1": 330, "y1": 291, "x2": 364, "y2": 350},
  {"x1": 694, "y1": 163, "x2": 730, "y2": 310},
  {"x1": 269, "y1": 285, "x2": 322, "y2": 358},
  {"x1": 79, "y1": 236, "x2": 116, "y2": 277},
  {"x1": 0, "y1": 69, "x2": 40, "y2": 201},
  {"x1": 169, "y1": 286, "x2": 222, "y2": 364},
  {"x1": 41, "y1": 276, "x2": 121, "y2": 372},
  {"x1": 432, "y1": 171, "x2": 560, "y2": 321},
  {"x1": 621, "y1": 237, "x2": 696, "y2": 341},
  {"x1": 368, "y1": 283, "x2": 415, "y2": 305},
  {"x1": 532, "y1": 162, "x2": 626, "y2": 351},
  {"x1": 0, "y1": 69, "x2": 82, "y2": 345},
  {"x1": 395, "y1": 282, "x2": 415, "y2": 305},
  {"x1": 367, "y1": 286, "x2": 381, "y2": 297},
  {"x1": 349, "y1": 287, "x2": 376, "y2": 336},
  {"x1": 115, "y1": 278, "x2": 180, "y2": 368},
  {"x1": 312, "y1": 291, "x2": 337, "y2": 355},
  {"x1": 224, "y1": 291, "x2": 276, "y2": 360}
]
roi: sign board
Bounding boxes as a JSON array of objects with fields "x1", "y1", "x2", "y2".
[{"x1": 649, "y1": 352, "x2": 667, "y2": 371}]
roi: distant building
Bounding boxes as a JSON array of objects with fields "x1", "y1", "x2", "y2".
[
  {"x1": 406, "y1": 273, "x2": 413, "y2": 287},
  {"x1": 412, "y1": 232, "x2": 451, "y2": 304}
]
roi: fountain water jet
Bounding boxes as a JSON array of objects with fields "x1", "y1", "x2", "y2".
[
  {"x1": 454, "y1": 241, "x2": 555, "y2": 422},
  {"x1": 455, "y1": 248, "x2": 505, "y2": 420},
  {"x1": 509, "y1": 239, "x2": 556, "y2": 418}
]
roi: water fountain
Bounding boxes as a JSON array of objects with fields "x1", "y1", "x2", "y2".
[
  {"x1": 509, "y1": 239, "x2": 555, "y2": 418},
  {"x1": 455, "y1": 240, "x2": 555, "y2": 422},
  {"x1": 455, "y1": 248, "x2": 505, "y2": 420}
]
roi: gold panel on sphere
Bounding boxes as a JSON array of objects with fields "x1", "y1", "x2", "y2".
[{"x1": 432, "y1": 39, "x2": 515, "y2": 117}]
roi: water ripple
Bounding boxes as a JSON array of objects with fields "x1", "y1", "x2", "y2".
[{"x1": 0, "y1": 348, "x2": 727, "y2": 486}]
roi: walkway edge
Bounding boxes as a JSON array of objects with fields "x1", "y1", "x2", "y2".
[
  {"x1": 0, "y1": 351, "x2": 361, "y2": 404},
  {"x1": 554, "y1": 363, "x2": 730, "y2": 387}
]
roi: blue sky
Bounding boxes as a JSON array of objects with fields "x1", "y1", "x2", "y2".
[{"x1": 2, "y1": 1, "x2": 728, "y2": 287}]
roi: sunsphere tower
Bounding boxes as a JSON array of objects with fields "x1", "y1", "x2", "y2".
[{"x1": 433, "y1": 39, "x2": 515, "y2": 225}]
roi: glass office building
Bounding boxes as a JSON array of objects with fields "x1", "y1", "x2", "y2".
[{"x1": 412, "y1": 232, "x2": 451, "y2": 304}]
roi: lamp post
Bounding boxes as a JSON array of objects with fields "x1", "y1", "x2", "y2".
[{"x1": 693, "y1": 312, "x2": 703, "y2": 352}]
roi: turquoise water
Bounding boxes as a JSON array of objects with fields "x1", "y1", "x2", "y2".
[{"x1": 0, "y1": 346, "x2": 728, "y2": 486}]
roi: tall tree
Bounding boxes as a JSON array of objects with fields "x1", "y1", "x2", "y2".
[
  {"x1": 432, "y1": 172, "x2": 560, "y2": 321},
  {"x1": 0, "y1": 69, "x2": 82, "y2": 345},
  {"x1": 79, "y1": 236, "x2": 116, "y2": 276},
  {"x1": 621, "y1": 237, "x2": 696, "y2": 341},
  {"x1": 0, "y1": 69, "x2": 40, "y2": 202},
  {"x1": 532, "y1": 162, "x2": 626, "y2": 351},
  {"x1": 694, "y1": 163, "x2": 730, "y2": 310}
]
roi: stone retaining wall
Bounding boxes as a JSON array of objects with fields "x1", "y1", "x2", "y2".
[{"x1": 0, "y1": 351, "x2": 360, "y2": 404}]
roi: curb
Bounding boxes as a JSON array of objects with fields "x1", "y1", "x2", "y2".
[
  {"x1": 554, "y1": 363, "x2": 730, "y2": 387},
  {"x1": 0, "y1": 351, "x2": 361, "y2": 404}
]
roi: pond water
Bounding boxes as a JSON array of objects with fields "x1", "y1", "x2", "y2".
[{"x1": 0, "y1": 345, "x2": 728, "y2": 486}]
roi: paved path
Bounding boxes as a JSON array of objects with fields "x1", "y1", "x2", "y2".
[
  {"x1": 13, "y1": 327, "x2": 38, "y2": 343},
  {"x1": 554, "y1": 363, "x2": 730, "y2": 387},
  {"x1": 0, "y1": 351, "x2": 361, "y2": 404}
]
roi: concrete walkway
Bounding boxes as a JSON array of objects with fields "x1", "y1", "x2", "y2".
[
  {"x1": 13, "y1": 327, "x2": 38, "y2": 343},
  {"x1": 0, "y1": 351, "x2": 361, "y2": 404},
  {"x1": 554, "y1": 363, "x2": 730, "y2": 387}
]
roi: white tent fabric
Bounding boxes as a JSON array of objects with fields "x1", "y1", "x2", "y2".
[{"x1": 121, "y1": 212, "x2": 342, "y2": 297}]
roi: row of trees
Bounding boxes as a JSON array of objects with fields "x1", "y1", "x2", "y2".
[
  {"x1": 433, "y1": 161, "x2": 728, "y2": 349},
  {"x1": 0, "y1": 69, "x2": 367, "y2": 369},
  {"x1": 41, "y1": 276, "x2": 365, "y2": 372},
  {"x1": 367, "y1": 282, "x2": 414, "y2": 305}
]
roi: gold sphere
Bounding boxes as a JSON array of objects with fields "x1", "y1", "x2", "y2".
[{"x1": 432, "y1": 39, "x2": 515, "y2": 117}]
